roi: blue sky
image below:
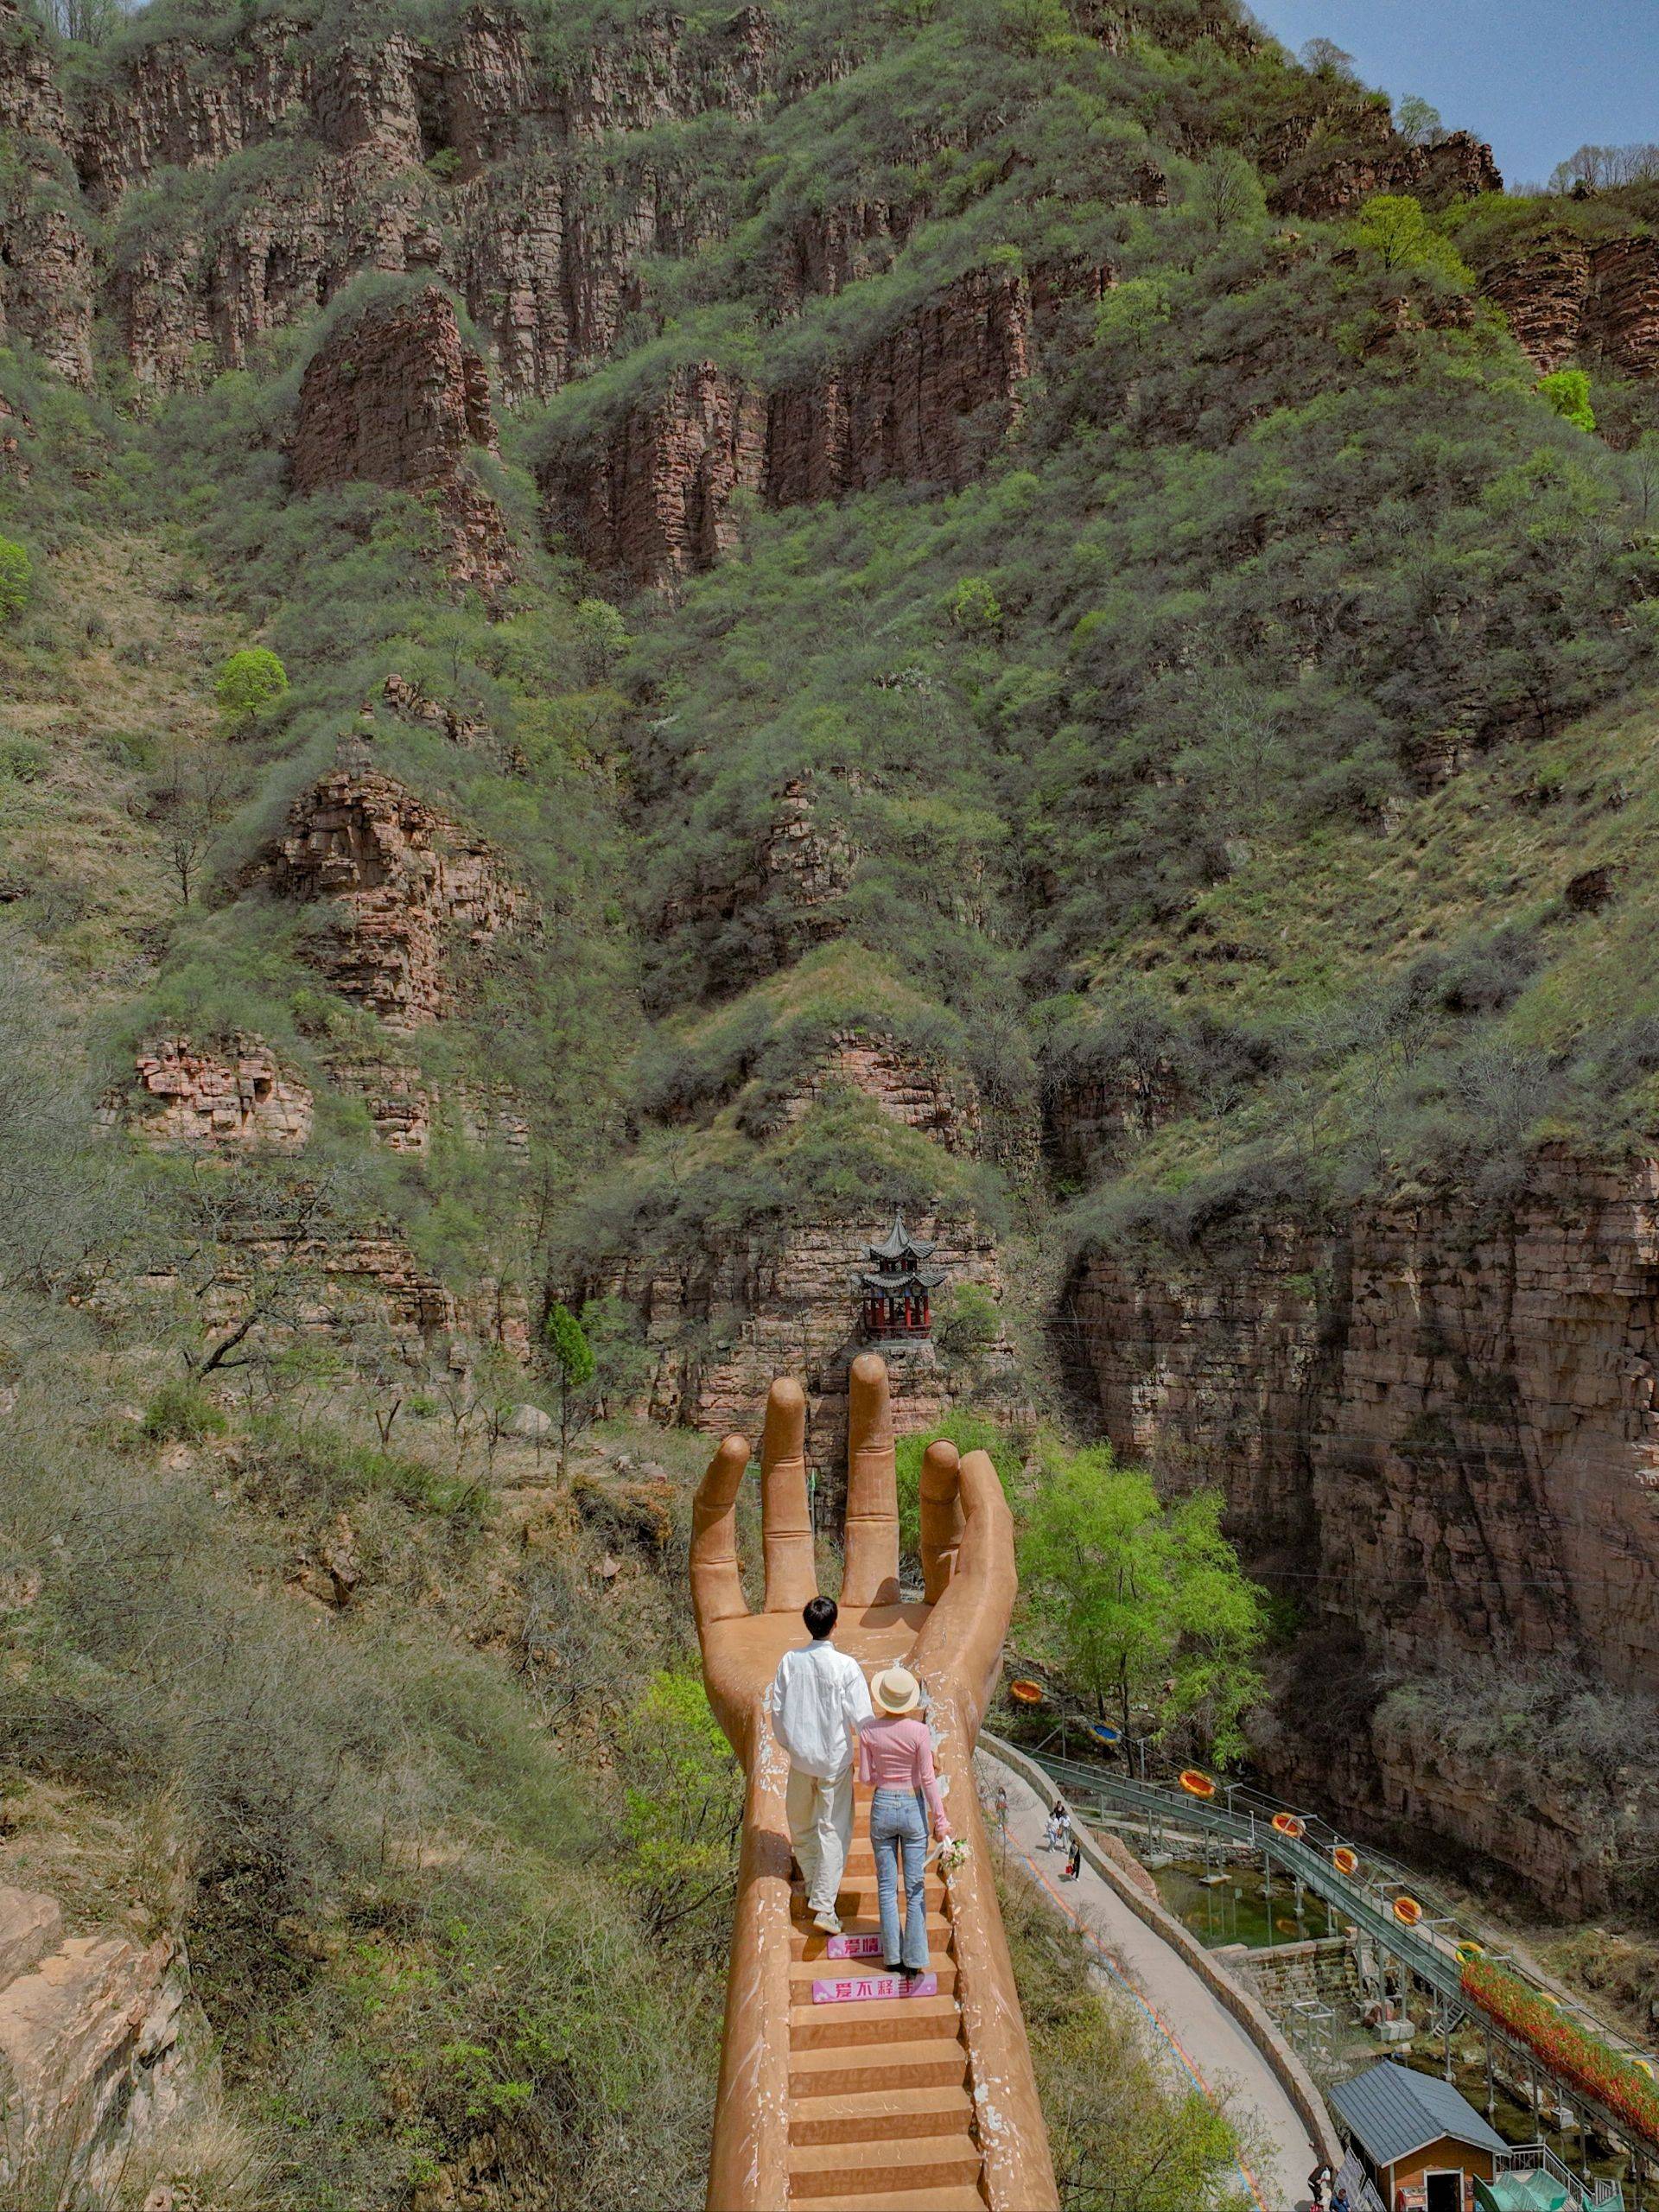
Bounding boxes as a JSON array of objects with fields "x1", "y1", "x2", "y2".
[{"x1": 1250, "y1": 1, "x2": 1657, "y2": 189}]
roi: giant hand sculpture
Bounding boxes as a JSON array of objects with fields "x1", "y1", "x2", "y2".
[{"x1": 690, "y1": 1352, "x2": 1056, "y2": 2212}]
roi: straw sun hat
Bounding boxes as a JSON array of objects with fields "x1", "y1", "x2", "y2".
[{"x1": 871, "y1": 1665, "x2": 923, "y2": 1716}]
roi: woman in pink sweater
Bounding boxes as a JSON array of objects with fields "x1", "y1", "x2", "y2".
[{"x1": 858, "y1": 1665, "x2": 949, "y2": 1978}]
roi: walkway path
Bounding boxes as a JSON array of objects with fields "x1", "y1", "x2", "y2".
[{"x1": 982, "y1": 1751, "x2": 1324, "y2": 2212}]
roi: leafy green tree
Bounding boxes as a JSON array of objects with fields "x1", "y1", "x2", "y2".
[
  {"x1": 1018, "y1": 1445, "x2": 1265, "y2": 1762},
  {"x1": 613, "y1": 1670, "x2": 742, "y2": 1949},
  {"x1": 544, "y1": 1300, "x2": 597, "y2": 1475},
  {"x1": 1189, "y1": 149, "x2": 1266, "y2": 238},
  {"x1": 932, "y1": 1281, "x2": 1001, "y2": 1364},
  {"x1": 1351, "y1": 194, "x2": 1471, "y2": 284},
  {"x1": 946, "y1": 575, "x2": 1002, "y2": 632},
  {"x1": 895, "y1": 1414, "x2": 1017, "y2": 1563},
  {"x1": 574, "y1": 595, "x2": 632, "y2": 677},
  {"x1": 213, "y1": 645, "x2": 289, "y2": 729},
  {"x1": 1539, "y1": 368, "x2": 1596, "y2": 434},
  {"x1": 0, "y1": 537, "x2": 32, "y2": 624},
  {"x1": 1394, "y1": 94, "x2": 1445, "y2": 146}
]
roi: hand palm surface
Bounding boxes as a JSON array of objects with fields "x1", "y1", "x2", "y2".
[{"x1": 690, "y1": 1353, "x2": 1014, "y2": 1769}]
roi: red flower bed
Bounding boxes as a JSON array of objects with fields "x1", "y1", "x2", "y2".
[{"x1": 1462, "y1": 1955, "x2": 1659, "y2": 2146}]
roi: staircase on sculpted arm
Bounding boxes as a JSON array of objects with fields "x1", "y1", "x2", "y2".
[{"x1": 690, "y1": 1352, "x2": 1058, "y2": 2212}]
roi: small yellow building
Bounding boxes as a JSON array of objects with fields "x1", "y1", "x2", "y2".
[{"x1": 1330, "y1": 2062, "x2": 1507, "y2": 2212}]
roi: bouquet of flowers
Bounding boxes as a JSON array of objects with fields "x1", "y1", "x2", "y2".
[{"x1": 935, "y1": 1836, "x2": 969, "y2": 1878}]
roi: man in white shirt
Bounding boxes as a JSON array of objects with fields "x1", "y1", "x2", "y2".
[{"x1": 769, "y1": 1594, "x2": 874, "y2": 1934}]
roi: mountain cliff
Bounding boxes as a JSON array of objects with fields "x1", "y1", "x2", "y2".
[{"x1": 8, "y1": 3, "x2": 1659, "y2": 2171}]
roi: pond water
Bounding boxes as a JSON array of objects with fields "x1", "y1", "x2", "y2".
[{"x1": 1153, "y1": 1853, "x2": 1344, "y2": 1950}]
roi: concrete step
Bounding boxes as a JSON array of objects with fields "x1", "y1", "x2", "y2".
[
  {"x1": 790, "y1": 2035, "x2": 969, "y2": 2101},
  {"x1": 788, "y1": 2082, "x2": 974, "y2": 2147},
  {"x1": 791, "y1": 1914, "x2": 950, "y2": 1962},
  {"x1": 791, "y1": 1956, "x2": 957, "y2": 1999},
  {"x1": 793, "y1": 1882, "x2": 946, "y2": 1921},
  {"x1": 827, "y1": 2185, "x2": 986, "y2": 2202},
  {"x1": 790, "y1": 1992, "x2": 960, "y2": 2050},
  {"x1": 788, "y1": 2131, "x2": 982, "y2": 2201},
  {"x1": 822, "y1": 2189, "x2": 985, "y2": 2212}
]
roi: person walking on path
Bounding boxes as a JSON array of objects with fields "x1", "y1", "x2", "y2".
[
  {"x1": 769, "y1": 1593, "x2": 874, "y2": 1934},
  {"x1": 1062, "y1": 1834, "x2": 1083, "y2": 1882},
  {"x1": 858, "y1": 1665, "x2": 950, "y2": 1977}
]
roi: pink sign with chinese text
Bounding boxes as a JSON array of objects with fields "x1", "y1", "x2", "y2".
[{"x1": 810, "y1": 1972, "x2": 938, "y2": 2004}]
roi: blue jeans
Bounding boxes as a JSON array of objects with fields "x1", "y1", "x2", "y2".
[{"x1": 869, "y1": 1787, "x2": 930, "y2": 1972}]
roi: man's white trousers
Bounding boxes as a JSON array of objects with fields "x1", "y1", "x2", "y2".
[{"x1": 785, "y1": 1764, "x2": 853, "y2": 1916}]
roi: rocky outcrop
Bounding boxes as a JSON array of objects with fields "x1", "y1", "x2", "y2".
[
  {"x1": 543, "y1": 267, "x2": 1036, "y2": 585},
  {"x1": 0, "y1": 1885, "x2": 200, "y2": 2194},
  {"x1": 1270, "y1": 113, "x2": 1500, "y2": 220},
  {"x1": 1257, "y1": 1691, "x2": 1656, "y2": 1917},
  {"x1": 544, "y1": 360, "x2": 767, "y2": 587},
  {"x1": 1481, "y1": 238, "x2": 1593, "y2": 375},
  {"x1": 263, "y1": 769, "x2": 524, "y2": 1032},
  {"x1": 1582, "y1": 235, "x2": 1659, "y2": 379},
  {"x1": 766, "y1": 1033, "x2": 982, "y2": 1153},
  {"x1": 122, "y1": 1037, "x2": 314, "y2": 1149},
  {"x1": 323, "y1": 1055, "x2": 530, "y2": 1160},
  {"x1": 291, "y1": 287, "x2": 515, "y2": 595},
  {"x1": 765, "y1": 265, "x2": 1032, "y2": 506},
  {"x1": 58, "y1": 0, "x2": 787, "y2": 400},
  {"x1": 654, "y1": 778, "x2": 855, "y2": 990},
  {"x1": 0, "y1": 0, "x2": 94, "y2": 385},
  {"x1": 1481, "y1": 232, "x2": 1659, "y2": 378}
]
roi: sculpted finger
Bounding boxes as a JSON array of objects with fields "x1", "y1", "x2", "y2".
[
  {"x1": 690, "y1": 1433, "x2": 751, "y2": 1631},
  {"x1": 841, "y1": 1351, "x2": 900, "y2": 1608},
  {"x1": 910, "y1": 1447, "x2": 1015, "y2": 1719},
  {"x1": 760, "y1": 1376, "x2": 817, "y2": 1613},
  {"x1": 919, "y1": 1439, "x2": 963, "y2": 1605}
]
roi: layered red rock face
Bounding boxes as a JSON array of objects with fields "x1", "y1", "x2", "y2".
[
  {"x1": 0, "y1": 0, "x2": 94, "y2": 385},
  {"x1": 263, "y1": 767, "x2": 524, "y2": 1030},
  {"x1": 124, "y1": 1036, "x2": 314, "y2": 1148},
  {"x1": 546, "y1": 361, "x2": 768, "y2": 588},
  {"x1": 60, "y1": 1, "x2": 779, "y2": 402},
  {"x1": 657, "y1": 776, "x2": 854, "y2": 981},
  {"x1": 0, "y1": 1885, "x2": 199, "y2": 2193},
  {"x1": 770, "y1": 1033, "x2": 982, "y2": 1154},
  {"x1": 582, "y1": 1213, "x2": 1020, "y2": 1483},
  {"x1": 1064, "y1": 1147, "x2": 1659, "y2": 1898},
  {"x1": 543, "y1": 268, "x2": 1035, "y2": 585},
  {"x1": 290, "y1": 287, "x2": 515, "y2": 595},
  {"x1": 1483, "y1": 232, "x2": 1659, "y2": 378}
]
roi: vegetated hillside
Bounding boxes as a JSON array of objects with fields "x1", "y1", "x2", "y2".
[{"x1": 7, "y1": 0, "x2": 1659, "y2": 2158}]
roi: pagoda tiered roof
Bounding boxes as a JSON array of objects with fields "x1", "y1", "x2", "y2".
[{"x1": 860, "y1": 1212, "x2": 945, "y2": 1291}]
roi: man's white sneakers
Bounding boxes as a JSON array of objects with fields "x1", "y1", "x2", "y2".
[{"x1": 812, "y1": 1909, "x2": 842, "y2": 1935}]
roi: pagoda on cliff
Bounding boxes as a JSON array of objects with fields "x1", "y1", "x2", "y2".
[{"x1": 860, "y1": 1212, "x2": 946, "y2": 1340}]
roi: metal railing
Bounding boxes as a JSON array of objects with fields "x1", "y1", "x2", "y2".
[
  {"x1": 1497, "y1": 2144, "x2": 1625, "y2": 2209},
  {"x1": 1009, "y1": 1742, "x2": 1465, "y2": 1999},
  {"x1": 1335, "y1": 2150, "x2": 1387, "y2": 2212},
  {"x1": 1002, "y1": 1738, "x2": 1647, "y2": 2209}
]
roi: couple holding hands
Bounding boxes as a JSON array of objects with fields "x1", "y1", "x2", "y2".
[{"x1": 770, "y1": 1592, "x2": 950, "y2": 1980}]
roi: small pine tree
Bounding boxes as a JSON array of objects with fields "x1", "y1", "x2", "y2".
[
  {"x1": 544, "y1": 1301, "x2": 597, "y2": 1477},
  {"x1": 0, "y1": 537, "x2": 32, "y2": 624},
  {"x1": 214, "y1": 646, "x2": 289, "y2": 729}
]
